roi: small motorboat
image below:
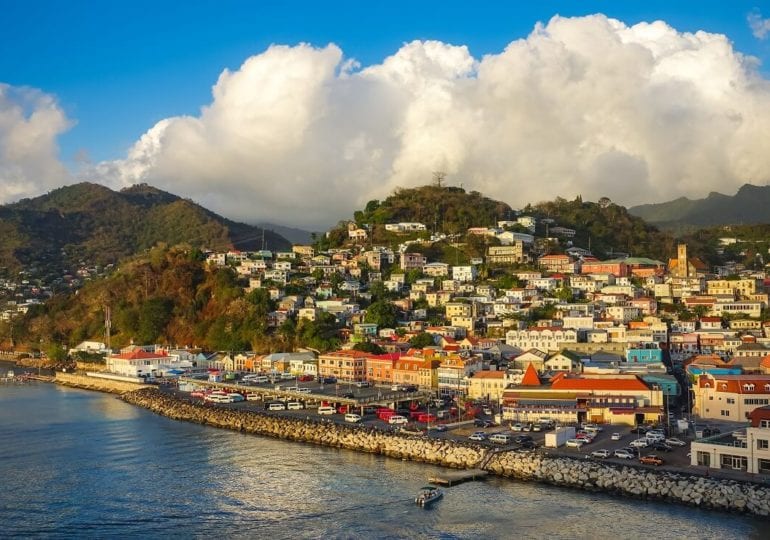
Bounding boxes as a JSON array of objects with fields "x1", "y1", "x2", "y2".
[{"x1": 415, "y1": 486, "x2": 443, "y2": 507}]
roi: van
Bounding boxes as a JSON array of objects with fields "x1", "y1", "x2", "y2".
[
  {"x1": 280, "y1": 373, "x2": 294, "y2": 380},
  {"x1": 268, "y1": 402, "x2": 286, "y2": 411},
  {"x1": 246, "y1": 393, "x2": 261, "y2": 401},
  {"x1": 253, "y1": 376, "x2": 269, "y2": 384},
  {"x1": 489, "y1": 433, "x2": 512, "y2": 444},
  {"x1": 287, "y1": 401, "x2": 304, "y2": 410},
  {"x1": 345, "y1": 413, "x2": 362, "y2": 423},
  {"x1": 318, "y1": 406, "x2": 336, "y2": 415},
  {"x1": 388, "y1": 415, "x2": 408, "y2": 425}
]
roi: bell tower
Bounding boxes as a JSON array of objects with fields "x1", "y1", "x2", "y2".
[{"x1": 677, "y1": 244, "x2": 689, "y2": 278}]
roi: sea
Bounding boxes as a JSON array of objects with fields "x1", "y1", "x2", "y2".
[{"x1": 0, "y1": 375, "x2": 766, "y2": 539}]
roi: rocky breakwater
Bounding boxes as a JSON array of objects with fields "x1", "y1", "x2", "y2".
[
  {"x1": 122, "y1": 388, "x2": 485, "y2": 468},
  {"x1": 486, "y1": 451, "x2": 770, "y2": 518}
]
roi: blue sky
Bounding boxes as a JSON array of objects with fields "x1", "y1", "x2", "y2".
[
  {"x1": 3, "y1": 1, "x2": 770, "y2": 228},
  {"x1": 2, "y1": 0, "x2": 768, "y2": 165}
]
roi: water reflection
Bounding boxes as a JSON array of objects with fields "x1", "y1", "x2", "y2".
[{"x1": 0, "y1": 385, "x2": 766, "y2": 539}]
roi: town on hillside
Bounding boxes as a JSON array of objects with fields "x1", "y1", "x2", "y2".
[{"x1": 7, "y1": 212, "x2": 770, "y2": 478}]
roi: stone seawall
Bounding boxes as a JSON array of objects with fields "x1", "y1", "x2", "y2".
[
  {"x1": 55, "y1": 373, "x2": 151, "y2": 394},
  {"x1": 121, "y1": 388, "x2": 770, "y2": 518}
]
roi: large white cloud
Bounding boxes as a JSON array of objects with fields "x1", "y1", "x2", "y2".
[
  {"x1": 50, "y1": 15, "x2": 770, "y2": 228},
  {"x1": 0, "y1": 84, "x2": 72, "y2": 203}
]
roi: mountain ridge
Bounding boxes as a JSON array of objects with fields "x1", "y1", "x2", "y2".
[
  {"x1": 0, "y1": 182, "x2": 291, "y2": 274},
  {"x1": 629, "y1": 183, "x2": 770, "y2": 231}
]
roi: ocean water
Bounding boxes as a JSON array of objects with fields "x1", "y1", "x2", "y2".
[{"x1": 0, "y1": 381, "x2": 765, "y2": 539}]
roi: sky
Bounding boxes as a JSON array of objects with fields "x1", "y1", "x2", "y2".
[{"x1": 2, "y1": 1, "x2": 770, "y2": 230}]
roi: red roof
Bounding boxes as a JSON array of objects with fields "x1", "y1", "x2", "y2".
[
  {"x1": 552, "y1": 375, "x2": 649, "y2": 391},
  {"x1": 473, "y1": 371, "x2": 505, "y2": 379},
  {"x1": 521, "y1": 363, "x2": 541, "y2": 386}
]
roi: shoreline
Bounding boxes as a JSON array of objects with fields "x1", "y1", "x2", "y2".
[{"x1": 114, "y1": 386, "x2": 770, "y2": 518}]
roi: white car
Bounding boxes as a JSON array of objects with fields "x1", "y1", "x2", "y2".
[
  {"x1": 591, "y1": 449, "x2": 611, "y2": 458},
  {"x1": 511, "y1": 423, "x2": 524, "y2": 432},
  {"x1": 469, "y1": 432, "x2": 487, "y2": 441},
  {"x1": 665, "y1": 438, "x2": 687, "y2": 447},
  {"x1": 565, "y1": 438, "x2": 586, "y2": 448},
  {"x1": 388, "y1": 415, "x2": 408, "y2": 425},
  {"x1": 630, "y1": 439, "x2": 649, "y2": 448},
  {"x1": 287, "y1": 401, "x2": 304, "y2": 410},
  {"x1": 614, "y1": 449, "x2": 635, "y2": 459},
  {"x1": 611, "y1": 432, "x2": 622, "y2": 441}
]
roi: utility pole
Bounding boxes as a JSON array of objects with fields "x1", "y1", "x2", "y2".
[{"x1": 104, "y1": 306, "x2": 111, "y2": 353}]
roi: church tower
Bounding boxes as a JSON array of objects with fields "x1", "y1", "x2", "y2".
[{"x1": 677, "y1": 244, "x2": 689, "y2": 278}]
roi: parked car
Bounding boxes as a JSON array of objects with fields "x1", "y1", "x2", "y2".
[
  {"x1": 474, "y1": 419, "x2": 494, "y2": 428},
  {"x1": 630, "y1": 439, "x2": 649, "y2": 448},
  {"x1": 513, "y1": 435, "x2": 533, "y2": 444},
  {"x1": 388, "y1": 415, "x2": 408, "y2": 425},
  {"x1": 519, "y1": 440, "x2": 537, "y2": 449},
  {"x1": 565, "y1": 438, "x2": 586, "y2": 448},
  {"x1": 286, "y1": 401, "x2": 304, "y2": 410},
  {"x1": 469, "y1": 431, "x2": 487, "y2": 441},
  {"x1": 267, "y1": 402, "x2": 286, "y2": 411},
  {"x1": 651, "y1": 442, "x2": 673, "y2": 452},
  {"x1": 611, "y1": 432, "x2": 622, "y2": 441},
  {"x1": 511, "y1": 423, "x2": 524, "y2": 432},
  {"x1": 532, "y1": 423, "x2": 542, "y2": 432},
  {"x1": 297, "y1": 374, "x2": 314, "y2": 382},
  {"x1": 489, "y1": 433, "x2": 512, "y2": 444},
  {"x1": 665, "y1": 438, "x2": 687, "y2": 447},
  {"x1": 614, "y1": 449, "x2": 635, "y2": 459},
  {"x1": 342, "y1": 392, "x2": 355, "y2": 399},
  {"x1": 639, "y1": 454, "x2": 664, "y2": 466},
  {"x1": 591, "y1": 449, "x2": 611, "y2": 459},
  {"x1": 344, "y1": 413, "x2": 362, "y2": 423},
  {"x1": 622, "y1": 446, "x2": 640, "y2": 456},
  {"x1": 318, "y1": 406, "x2": 336, "y2": 415},
  {"x1": 354, "y1": 381, "x2": 371, "y2": 388},
  {"x1": 431, "y1": 424, "x2": 448, "y2": 432}
]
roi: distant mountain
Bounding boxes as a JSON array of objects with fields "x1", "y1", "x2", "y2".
[
  {"x1": 629, "y1": 184, "x2": 770, "y2": 231},
  {"x1": 0, "y1": 182, "x2": 291, "y2": 273},
  {"x1": 257, "y1": 222, "x2": 314, "y2": 245}
]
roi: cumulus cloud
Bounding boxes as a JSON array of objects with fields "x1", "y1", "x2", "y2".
[
  {"x1": 75, "y1": 14, "x2": 770, "y2": 228},
  {"x1": 0, "y1": 84, "x2": 72, "y2": 203},
  {"x1": 748, "y1": 10, "x2": 770, "y2": 39}
]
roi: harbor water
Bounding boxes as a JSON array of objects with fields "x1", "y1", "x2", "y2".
[{"x1": 0, "y1": 380, "x2": 765, "y2": 539}]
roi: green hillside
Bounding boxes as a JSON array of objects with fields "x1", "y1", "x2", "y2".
[
  {"x1": 528, "y1": 196, "x2": 675, "y2": 260},
  {"x1": 629, "y1": 184, "x2": 770, "y2": 232},
  {"x1": 0, "y1": 182, "x2": 291, "y2": 273}
]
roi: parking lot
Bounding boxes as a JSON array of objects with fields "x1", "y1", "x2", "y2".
[{"x1": 549, "y1": 425, "x2": 694, "y2": 468}]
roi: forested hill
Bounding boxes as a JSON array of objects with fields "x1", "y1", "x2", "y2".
[
  {"x1": 526, "y1": 196, "x2": 675, "y2": 260},
  {"x1": 0, "y1": 182, "x2": 291, "y2": 272},
  {"x1": 14, "y1": 246, "x2": 287, "y2": 352},
  {"x1": 629, "y1": 184, "x2": 770, "y2": 232}
]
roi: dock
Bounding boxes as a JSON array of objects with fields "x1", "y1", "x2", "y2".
[{"x1": 428, "y1": 469, "x2": 488, "y2": 486}]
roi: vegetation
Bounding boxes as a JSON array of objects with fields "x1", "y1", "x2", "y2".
[
  {"x1": 629, "y1": 184, "x2": 770, "y2": 232},
  {"x1": 0, "y1": 182, "x2": 291, "y2": 273},
  {"x1": 527, "y1": 196, "x2": 674, "y2": 260}
]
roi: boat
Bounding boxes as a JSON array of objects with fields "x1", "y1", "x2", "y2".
[{"x1": 415, "y1": 486, "x2": 443, "y2": 507}]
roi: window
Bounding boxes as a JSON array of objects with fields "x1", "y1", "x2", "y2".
[
  {"x1": 696, "y1": 452, "x2": 710, "y2": 467},
  {"x1": 720, "y1": 454, "x2": 747, "y2": 471},
  {"x1": 727, "y1": 398, "x2": 735, "y2": 404},
  {"x1": 761, "y1": 419, "x2": 770, "y2": 428},
  {"x1": 758, "y1": 439, "x2": 769, "y2": 450},
  {"x1": 721, "y1": 410, "x2": 730, "y2": 417},
  {"x1": 758, "y1": 459, "x2": 770, "y2": 474}
]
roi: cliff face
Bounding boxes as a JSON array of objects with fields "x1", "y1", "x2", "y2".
[{"x1": 121, "y1": 388, "x2": 770, "y2": 517}]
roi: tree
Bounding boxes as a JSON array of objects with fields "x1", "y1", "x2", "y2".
[
  {"x1": 364, "y1": 300, "x2": 399, "y2": 328},
  {"x1": 409, "y1": 332, "x2": 436, "y2": 348},
  {"x1": 352, "y1": 341, "x2": 385, "y2": 354}
]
